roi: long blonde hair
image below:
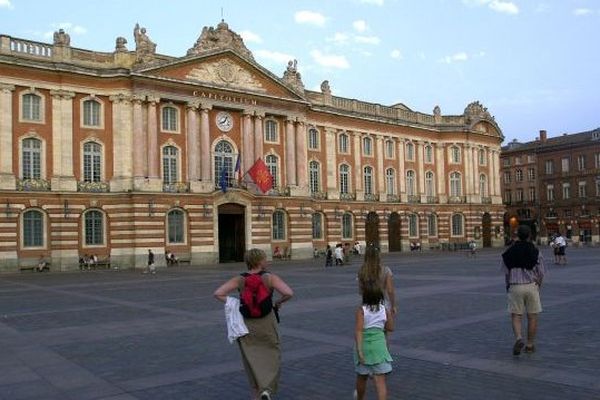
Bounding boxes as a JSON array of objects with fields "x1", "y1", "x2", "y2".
[{"x1": 358, "y1": 245, "x2": 382, "y2": 290}]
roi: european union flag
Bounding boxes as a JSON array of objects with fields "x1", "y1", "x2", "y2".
[{"x1": 219, "y1": 167, "x2": 228, "y2": 193}]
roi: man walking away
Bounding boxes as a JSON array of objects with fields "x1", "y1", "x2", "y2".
[{"x1": 501, "y1": 225, "x2": 546, "y2": 355}]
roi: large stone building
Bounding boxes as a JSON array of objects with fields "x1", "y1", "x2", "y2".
[
  {"x1": 500, "y1": 128, "x2": 600, "y2": 245},
  {"x1": 0, "y1": 21, "x2": 505, "y2": 271}
]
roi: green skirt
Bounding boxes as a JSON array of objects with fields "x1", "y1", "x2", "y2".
[{"x1": 354, "y1": 328, "x2": 393, "y2": 366}]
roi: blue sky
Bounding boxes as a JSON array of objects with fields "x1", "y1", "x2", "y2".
[{"x1": 1, "y1": 0, "x2": 598, "y2": 143}]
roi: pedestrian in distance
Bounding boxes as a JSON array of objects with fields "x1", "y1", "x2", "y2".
[
  {"x1": 144, "y1": 249, "x2": 156, "y2": 274},
  {"x1": 501, "y1": 225, "x2": 546, "y2": 355},
  {"x1": 325, "y1": 245, "x2": 333, "y2": 267},
  {"x1": 553, "y1": 232, "x2": 567, "y2": 265},
  {"x1": 334, "y1": 243, "x2": 344, "y2": 266},
  {"x1": 354, "y1": 284, "x2": 394, "y2": 400},
  {"x1": 214, "y1": 248, "x2": 293, "y2": 400}
]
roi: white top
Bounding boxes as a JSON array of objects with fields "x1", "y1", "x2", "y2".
[
  {"x1": 554, "y1": 236, "x2": 566, "y2": 246},
  {"x1": 362, "y1": 304, "x2": 387, "y2": 330},
  {"x1": 334, "y1": 247, "x2": 344, "y2": 259}
]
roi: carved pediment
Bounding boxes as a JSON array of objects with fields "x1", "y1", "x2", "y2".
[{"x1": 185, "y1": 58, "x2": 266, "y2": 92}]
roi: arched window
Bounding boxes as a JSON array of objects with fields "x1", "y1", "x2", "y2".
[
  {"x1": 272, "y1": 210, "x2": 286, "y2": 240},
  {"x1": 83, "y1": 99, "x2": 101, "y2": 127},
  {"x1": 424, "y1": 144, "x2": 433, "y2": 163},
  {"x1": 23, "y1": 209, "x2": 44, "y2": 247},
  {"x1": 385, "y1": 140, "x2": 394, "y2": 158},
  {"x1": 308, "y1": 127, "x2": 319, "y2": 150},
  {"x1": 425, "y1": 171, "x2": 435, "y2": 197},
  {"x1": 342, "y1": 212, "x2": 353, "y2": 239},
  {"x1": 406, "y1": 142, "x2": 415, "y2": 161},
  {"x1": 22, "y1": 138, "x2": 42, "y2": 180},
  {"x1": 479, "y1": 174, "x2": 488, "y2": 196},
  {"x1": 406, "y1": 170, "x2": 416, "y2": 196},
  {"x1": 339, "y1": 133, "x2": 349, "y2": 153},
  {"x1": 161, "y1": 105, "x2": 178, "y2": 132},
  {"x1": 450, "y1": 145, "x2": 461, "y2": 163},
  {"x1": 339, "y1": 164, "x2": 350, "y2": 194},
  {"x1": 167, "y1": 209, "x2": 185, "y2": 244},
  {"x1": 450, "y1": 172, "x2": 462, "y2": 196},
  {"x1": 363, "y1": 166, "x2": 373, "y2": 195},
  {"x1": 427, "y1": 214, "x2": 437, "y2": 237},
  {"x1": 312, "y1": 212, "x2": 323, "y2": 239},
  {"x1": 408, "y1": 213, "x2": 418, "y2": 237},
  {"x1": 214, "y1": 140, "x2": 234, "y2": 188},
  {"x1": 265, "y1": 154, "x2": 279, "y2": 188},
  {"x1": 385, "y1": 168, "x2": 395, "y2": 195},
  {"x1": 22, "y1": 93, "x2": 42, "y2": 121},
  {"x1": 451, "y1": 213, "x2": 464, "y2": 236},
  {"x1": 265, "y1": 119, "x2": 278, "y2": 142},
  {"x1": 363, "y1": 136, "x2": 372, "y2": 156},
  {"x1": 162, "y1": 146, "x2": 179, "y2": 185},
  {"x1": 309, "y1": 160, "x2": 320, "y2": 194},
  {"x1": 84, "y1": 210, "x2": 104, "y2": 246},
  {"x1": 83, "y1": 142, "x2": 102, "y2": 183}
]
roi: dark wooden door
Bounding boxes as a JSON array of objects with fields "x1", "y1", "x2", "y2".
[
  {"x1": 365, "y1": 212, "x2": 380, "y2": 248},
  {"x1": 388, "y1": 212, "x2": 401, "y2": 252},
  {"x1": 218, "y1": 203, "x2": 245, "y2": 262},
  {"x1": 482, "y1": 212, "x2": 492, "y2": 247}
]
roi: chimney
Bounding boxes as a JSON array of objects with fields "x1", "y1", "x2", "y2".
[{"x1": 539, "y1": 130, "x2": 547, "y2": 142}]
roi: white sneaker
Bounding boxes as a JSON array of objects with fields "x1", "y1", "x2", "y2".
[{"x1": 259, "y1": 390, "x2": 271, "y2": 400}]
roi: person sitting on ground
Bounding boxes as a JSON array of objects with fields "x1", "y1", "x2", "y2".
[
  {"x1": 273, "y1": 246, "x2": 282, "y2": 259},
  {"x1": 37, "y1": 255, "x2": 48, "y2": 272},
  {"x1": 410, "y1": 242, "x2": 421, "y2": 251},
  {"x1": 313, "y1": 248, "x2": 319, "y2": 258}
]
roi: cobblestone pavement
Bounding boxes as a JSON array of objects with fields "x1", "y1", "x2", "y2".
[{"x1": 1, "y1": 247, "x2": 599, "y2": 399}]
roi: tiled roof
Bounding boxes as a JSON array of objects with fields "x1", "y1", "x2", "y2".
[{"x1": 501, "y1": 128, "x2": 600, "y2": 153}]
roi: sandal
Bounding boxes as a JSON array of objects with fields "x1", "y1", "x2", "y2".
[
  {"x1": 525, "y1": 345, "x2": 535, "y2": 353},
  {"x1": 513, "y1": 339, "x2": 524, "y2": 355}
]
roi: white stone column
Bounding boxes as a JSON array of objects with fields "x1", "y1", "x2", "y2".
[
  {"x1": 285, "y1": 117, "x2": 297, "y2": 187},
  {"x1": 132, "y1": 95, "x2": 145, "y2": 183},
  {"x1": 435, "y1": 143, "x2": 446, "y2": 202},
  {"x1": 0, "y1": 84, "x2": 15, "y2": 189},
  {"x1": 397, "y1": 139, "x2": 406, "y2": 201},
  {"x1": 186, "y1": 100, "x2": 200, "y2": 182},
  {"x1": 353, "y1": 131, "x2": 363, "y2": 200},
  {"x1": 253, "y1": 113, "x2": 264, "y2": 161},
  {"x1": 416, "y1": 141, "x2": 425, "y2": 200},
  {"x1": 376, "y1": 135, "x2": 385, "y2": 196},
  {"x1": 464, "y1": 144, "x2": 474, "y2": 200},
  {"x1": 472, "y1": 147, "x2": 480, "y2": 196},
  {"x1": 109, "y1": 93, "x2": 133, "y2": 191},
  {"x1": 199, "y1": 105, "x2": 212, "y2": 183},
  {"x1": 50, "y1": 90, "x2": 77, "y2": 191},
  {"x1": 242, "y1": 110, "x2": 254, "y2": 173},
  {"x1": 294, "y1": 118, "x2": 308, "y2": 196},
  {"x1": 325, "y1": 127, "x2": 338, "y2": 200}
]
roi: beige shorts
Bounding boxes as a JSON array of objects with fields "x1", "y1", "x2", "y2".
[{"x1": 507, "y1": 283, "x2": 542, "y2": 315}]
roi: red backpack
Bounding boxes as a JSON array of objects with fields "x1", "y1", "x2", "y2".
[{"x1": 239, "y1": 271, "x2": 273, "y2": 318}]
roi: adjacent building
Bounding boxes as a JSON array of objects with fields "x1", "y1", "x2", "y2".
[
  {"x1": 0, "y1": 21, "x2": 505, "y2": 271},
  {"x1": 500, "y1": 128, "x2": 600, "y2": 244}
]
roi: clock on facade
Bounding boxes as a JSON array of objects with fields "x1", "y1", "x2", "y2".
[{"x1": 216, "y1": 111, "x2": 233, "y2": 132}]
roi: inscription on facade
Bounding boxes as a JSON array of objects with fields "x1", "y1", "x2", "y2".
[{"x1": 192, "y1": 90, "x2": 258, "y2": 106}]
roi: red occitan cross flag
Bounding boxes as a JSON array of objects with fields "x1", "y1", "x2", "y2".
[{"x1": 247, "y1": 158, "x2": 273, "y2": 194}]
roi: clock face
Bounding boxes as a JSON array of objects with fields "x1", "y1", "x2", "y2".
[{"x1": 216, "y1": 111, "x2": 233, "y2": 132}]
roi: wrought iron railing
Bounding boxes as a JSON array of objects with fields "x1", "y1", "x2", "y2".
[
  {"x1": 340, "y1": 192, "x2": 356, "y2": 201},
  {"x1": 448, "y1": 196, "x2": 466, "y2": 204},
  {"x1": 17, "y1": 178, "x2": 51, "y2": 191},
  {"x1": 386, "y1": 194, "x2": 400, "y2": 203},
  {"x1": 407, "y1": 195, "x2": 421, "y2": 204},
  {"x1": 163, "y1": 182, "x2": 190, "y2": 193},
  {"x1": 78, "y1": 181, "x2": 109, "y2": 192},
  {"x1": 364, "y1": 193, "x2": 379, "y2": 202}
]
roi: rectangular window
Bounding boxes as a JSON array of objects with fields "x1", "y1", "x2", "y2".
[
  {"x1": 547, "y1": 185, "x2": 554, "y2": 202},
  {"x1": 83, "y1": 100, "x2": 101, "y2": 127},
  {"x1": 272, "y1": 212, "x2": 285, "y2": 240},
  {"x1": 22, "y1": 94, "x2": 41, "y2": 121},
  {"x1": 385, "y1": 140, "x2": 394, "y2": 158},
  {"x1": 503, "y1": 158, "x2": 510, "y2": 167},
  {"x1": 527, "y1": 155, "x2": 535, "y2": 163},
  {"x1": 265, "y1": 120, "x2": 278, "y2": 142},
  {"x1": 528, "y1": 168, "x2": 535, "y2": 181},
  {"x1": 363, "y1": 137, "x2": 372, "y2": 156},
  {"x1": 339, "y1": 134, "x2": 349, "y2": 153},
  {"x1": 578, "y1": 182, "x2": 587, "y2": 198},
  {"x1": 561, "y1": 157, "x2": 570, "y2": 173},
  {"x1": 545, "y1": 160, "x2": 554, "y2": 175},
  {"x1": 504, "y1": 190, "x2": 511, "y2": 203},
  {"x1": 577, "y1": 155, "x2": 586, "y2": 171},
  {"x1": 562, "y1": 183, "x2": 570, "y2": 199},
  {"x1": 596, "y1": 180, "x2": 600, "y2": 197},
  {"x1": 595, "y1": 153, "x2": 600, "y2": 169},
  {"x1": 529, "y1": 187, "x2": 536, "y2": 202},
  {"x1": 516, "y1": 189, "x2": 524, "y2": 202},
  {"x1": 503, "y1": 171, "x2": 511, "y2": 184}
]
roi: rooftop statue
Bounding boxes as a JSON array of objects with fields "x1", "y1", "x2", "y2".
[
  {"x1": 53, "y1": 29, "x2": 70, "y2": 46},
  {"x1": 134, "y1": 23, "x2": 156, "y2": 63},
  {"x1": 282, "y1": 59, "x2": 305, "y2": 93},
  {"x1": 187, "y1": 20, "x2": 254, "y2": 61}
]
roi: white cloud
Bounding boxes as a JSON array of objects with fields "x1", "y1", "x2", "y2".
[
  {"x1": 573, "y1": 8, "x2": 593, "y2": 16},
  {"x1": 255, "y1": 49, "x2": 295, "y2": 65},
  {"x1": 0, "y1": 0, "x2": 13, "y2": 9},
  {"x1": 294, "y1": 10, "x2": 327, "y2": 27},
  {"x1": 353, "y1": 20, "x2": 368, "y2": 33},
  {"x1": 439, "y1": 52, "x2": 469, "y2": 64},
  {"x1": 239, "y1": 30, "x2": 262, "y2": 44},
  {"x1": 358, "y1": 0, "x2": 384, "y2": 5},
  {"x1": 354, "y1": 35, "x2": 380, "y2": 45},
  {"x1": 463, "y1": 0, "x2": 519, "y2": 15},
  {"x1": 390, "y1": 49, "x2": 403, "y2": 59},
  {"x1": 328, "y1": 32, "x2": 350, "y2": 45},
  {"x1": 310, "y1": 49, "x2": 350, "y2": 69}
]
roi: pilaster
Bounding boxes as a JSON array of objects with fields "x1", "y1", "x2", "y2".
[
  {"x1": 253, "y1": 112, "x2": 264, "y2": 161},
  {"x1": 352, "y1": 131, "x2": 363, "y2": 200},
  {"x1": 242, "y1": 110, "x2": 255, "y2": 174},
  {"x1": 295, "y1": 118, "x2": 308, "y2": 194},
  {"x1": 376, "y1": 135, "x2": 385, "y2": 196},
  {"x1": 109, "y1": 93, "x2": 134, "y2": 192},
  {"x1": 0, "y1": 84, "x2": 15, "y2": 189},
  {"x1": 435, "y1": 143, "x2": 447, "y2": 202},
  {"x1": 50, "y1": 90, "x2": 77, "y2": 191},
  {"x1": 285, "y1": 117, "x2": 297, "y2": 187},
  {"x1": 196, "y1": 104, "x2": 214, "y2": 192},
  {"x1": 397, "y1": 139, "x2": 406, "y2": 202},
  {"x1": 325, "y1": 127, "x2": 339, "y2": 200}
]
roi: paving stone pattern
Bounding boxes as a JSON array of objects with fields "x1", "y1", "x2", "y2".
[{"x1": 0, "y1": 247, "x2": 599, "y2": 399}]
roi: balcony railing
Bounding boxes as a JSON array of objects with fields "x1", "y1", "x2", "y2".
[
  {"x1": 386, "y1": 194, "x2": 400, "y2": 203},
  {"x1": 268, "y1": 186, "x2": 290, "y2": 196},
  {"x1": 17, "y1": 178, "x2": 51, "y2": 191},
  {"x1": 311, "y1": 191, "x2": 328, "y2": 200},
  {"x1": 448, "y1": 196, "x2": 466, "y2": 204},
  {"x1": 163, "y1": 182, "x2": 190, "y2": 193},
  {"x1": 340, "y1": 192, "x2": 356, "y2": 201},
  {"x1": 481, "y1": 196, "x2": 492, "y2": 204},
  {"x1": 425, "y1": 196, "x2": 439, "y2": 204},
  {"x1": 407, "y1": 195, "x2": 421, "y2": 204},
  {"x1": 364, "y1": 193, "x2": 379, "y2": 202},
  {"x1": 78, "y1": 181, "x2": 109, "y2": 193}
]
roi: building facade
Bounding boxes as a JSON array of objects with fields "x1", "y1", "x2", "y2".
[
  {"x1": 500, "y1": 129, "x2": 600, "y2": 245},
  {"x1": 0, "y1": 22, "x2": 505, "y2": 271}
]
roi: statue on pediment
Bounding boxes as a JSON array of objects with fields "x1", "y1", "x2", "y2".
[
  {"x1": 320, "y1": 80, "x2": 331, "y2": 95},
  {"x1": 464, "y1": 101, "x2": 492, "y2": 122},
  {"x1": 53, "y1": 29, "x2": 70, "y2": 46},
  {"x1": 134, "y1": 23, "x2": 156, "y2": 64},
  {"x1": 115, "y1": 37, "x2": 128, "y2": 52},
  {"x1": 187, "y1": 20, "x2": 254, "y2": 61},
  {"x1": 282, "y1": 59, "x2": 305, "y2": 93}
]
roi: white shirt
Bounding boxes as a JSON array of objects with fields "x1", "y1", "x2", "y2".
[
  {"x1": 362, "y1": 304, "x2": 387, "y2": 330},
  {"x1": 334, "y1": 247, "x2": 344, "y2": 259},
  {"x1": 224, "y1": 296, "x2": 249, "y2": 343},
  {"x1": 554, "y1": 236, "x2": 566, "y2": 247}
]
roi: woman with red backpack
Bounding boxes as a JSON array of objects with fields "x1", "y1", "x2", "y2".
[{"x1": 214, "y1": 248, "x2": 293, "y2": 400}]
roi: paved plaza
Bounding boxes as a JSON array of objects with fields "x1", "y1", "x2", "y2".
[{"x1": 1, "y1": 246, "x2": 599, "y2": 400}]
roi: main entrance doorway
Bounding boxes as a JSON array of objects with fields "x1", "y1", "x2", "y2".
[
  {"x1": 388, "y1": 212, "x2": 402, "y2": 252},
  {"x1": 218, "y1": 203, "x2": 245, "y2": 263},
  {"x1": 482, "y1": 212, "x2": 492, "y2": 248},
  {"x1": 365, "y1": 212, "x2": 380, "y2": 248}
]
